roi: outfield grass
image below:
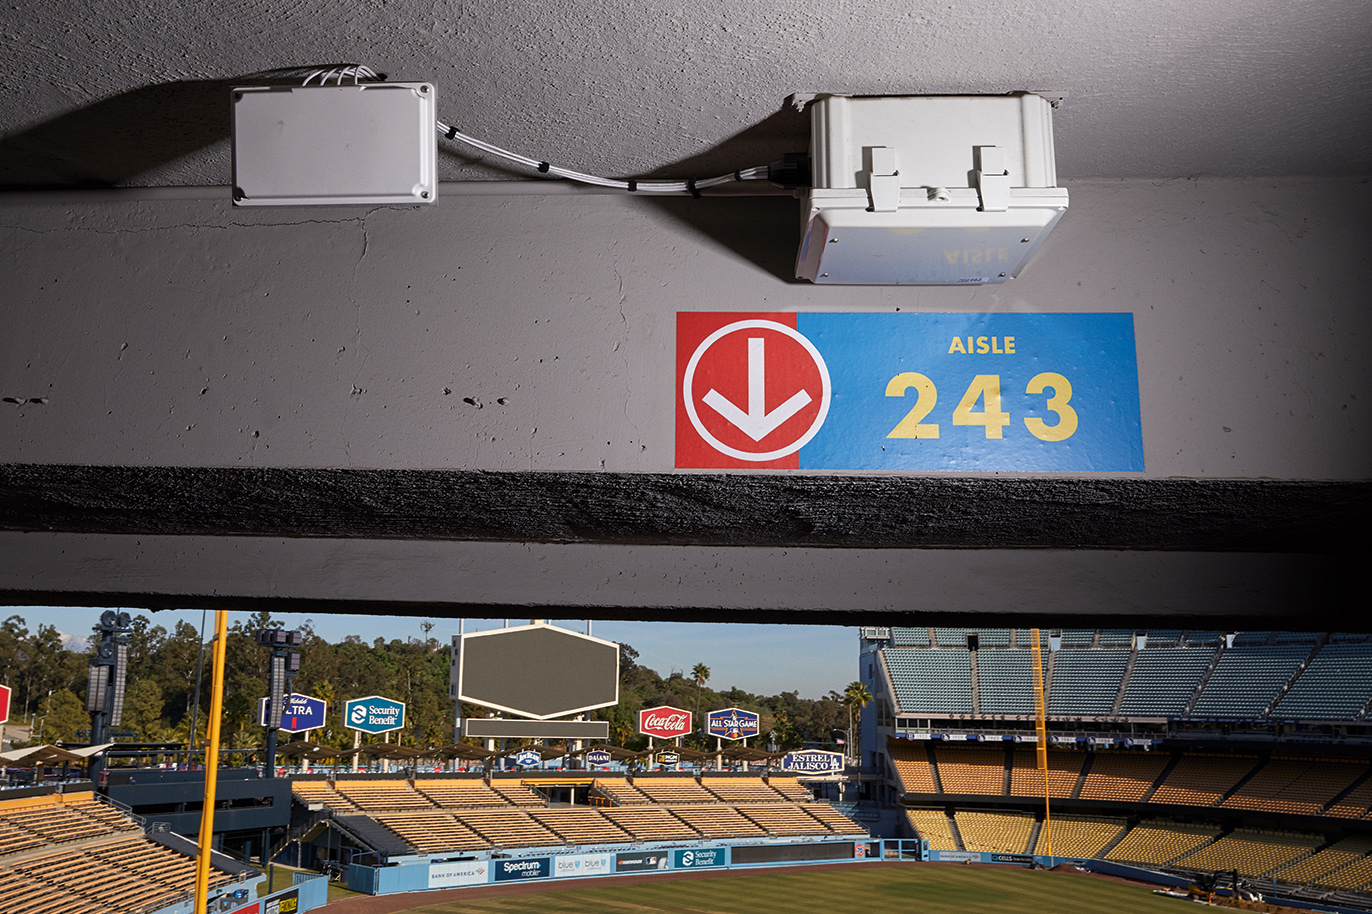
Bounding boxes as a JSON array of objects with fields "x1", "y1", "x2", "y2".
[{"x1": 400, "y1": 865, "x2": 1183, "y2": 914}]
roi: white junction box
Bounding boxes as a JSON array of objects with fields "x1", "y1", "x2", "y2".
[
  {"x1": 795, "y1": 93, "x2": 1068, "y2": 284},
  {"x1": 231, "y1": 83, "x2": 437, "y2": 206}
]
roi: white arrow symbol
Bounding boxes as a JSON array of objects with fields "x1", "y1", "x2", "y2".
[{"x1": 702, "y1": 337, "x2": 812, "y2": 441}]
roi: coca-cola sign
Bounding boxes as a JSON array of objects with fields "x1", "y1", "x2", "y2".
[{"x1": 638, "y1": 705, "x2": 692, "y2": 739}]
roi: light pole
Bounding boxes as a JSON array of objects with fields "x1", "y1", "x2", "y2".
[{"x1": 256, "y1": 629, "x2": 302, "y2": 779}]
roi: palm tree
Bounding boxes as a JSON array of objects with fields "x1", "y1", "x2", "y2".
[
  {"x1": 691, "y1": 663, "x2": 710, "y2": 745},
  {"x1": 843, "y1": 681, "x2": 872, "y2": 764}
]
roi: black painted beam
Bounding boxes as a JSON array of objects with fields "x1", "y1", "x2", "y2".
[{"x1": 0, "y1": 465, "x2": 1367, "y2": 552}]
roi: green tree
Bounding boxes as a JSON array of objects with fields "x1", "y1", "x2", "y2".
[
  {"x1": 37, "y1": 688, "x2": 89, "y2": 743},
  {"x1": 121, "y1": 679, "x2": 166, "y2": 741},
  {"x1": 843, "y1": 680, "x2": 873, "y2": 762},
  {"x1": 691, "y1": 663, "x2": 710, "y2": 745}
]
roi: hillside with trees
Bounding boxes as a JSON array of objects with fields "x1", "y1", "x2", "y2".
[{"x1": 0, "y1": 612, "x2": 849, "y2": 754}]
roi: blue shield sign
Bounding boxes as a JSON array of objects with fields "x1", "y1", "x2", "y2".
[
  {"x1": 706, "y1": 707, "x2": 761, "y2": 741},
  {"x1": 514, "y1": 750, "x2": 542, "y2": 767},
  {"x1": 258, "y1": 693, "x2": 328, "y2": 733},
  {"x1": 780, "y1": 749, "x2": 845, "y2": 773},
  {"x1": 344, "y1": 695, "x2": 406, "y2": 735}
]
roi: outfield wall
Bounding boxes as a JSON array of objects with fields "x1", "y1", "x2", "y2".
[{"x1": 347, "y1": 839, "x2": 877, "y2": 895}]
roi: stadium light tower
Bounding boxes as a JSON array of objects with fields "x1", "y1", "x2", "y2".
[
  {"x1": 256, "y1": 628, "x2": 302, "y2": 778},
  {"x1": 86, "y1": 610, "x2": 133, "y2": 781}
]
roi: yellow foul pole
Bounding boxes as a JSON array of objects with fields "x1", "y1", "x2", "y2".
[
  {"x1": 193, "y1": 611, "x2": 229, "y2": 914},
  {"x1": 1030, "y1": 627, "x2": 1052, "y2": 856}
]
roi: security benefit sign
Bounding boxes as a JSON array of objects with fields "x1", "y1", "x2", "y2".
[
  {"x1": 344, "y1": 695, "x2": 406, "y2": 735},
  {"x1": 676, "y1": 312, "x2": 1143, "y2": 471}
]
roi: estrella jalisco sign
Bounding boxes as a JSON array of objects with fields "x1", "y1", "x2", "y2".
[
  {"x1": 780, "y1": 749, "x2": 845, "y2": 773},
  {"x1": 344, "y1": 695, "x2": 406, "y2": 735},
  {"x1": 706, "y1": 707, "x2": 760, "y2": 741}
]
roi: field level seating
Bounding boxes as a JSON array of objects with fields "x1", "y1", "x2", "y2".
[
  {"x1": 955, "y1": 811, "x2": 1034, "y2": 854},
  {"x1": 1032, "y1": 815, "x2": 1126, "y2": 859},
  {"x1": 0, "y1": 794, "x2": 131, "y2": 844},
  {"x1": 530, "y1": 809, "x2": 635, "y2": 844},
  {"x1": 0, "y1": 868, "x2": 103, "y2": 914},
  {"x1": 1276, "y1": 835, "x2": 1372, "y2": 887},
  {"x1": 455, "y1": 809, "x2": 561, "y2": 847},
  {"x1": 601, "y1": 806, "x2": 701, "y2": 841},
  {"x1": 1325, "y1": 776, "x2": 1372, "y2": 819},
  {"x1": 1174, "y1": 828, "x2": 1321, "y2": 878},
  {"x1": 667, "y1": 805, "x2": 767, "y2": 839},
  {"x1": 906, "y1": 809, "x2": 958, "y2": 850},
  {"x1": 373, "y1": 812, "x2": 490, "y2": 852},
  {"x1": 802, "y1": 803, "x2": 866, "y2": 834},
  {"x1": 734, "y1": 804, "x2": 832, "y2": 836},
  {"x1": 1105, "y1": 820, "x2": 1220, "y2": 866}
]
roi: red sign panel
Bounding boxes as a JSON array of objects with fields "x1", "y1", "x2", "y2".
[
  {"x1": 677, "y1": 312, "x2": 830, "y2": 469},
  {"x1": 638, "y1": 705, "x2": 692, "y2": 739},
  {"x1": 0, "y1": 683, "x2": 10, "y2": 726}
]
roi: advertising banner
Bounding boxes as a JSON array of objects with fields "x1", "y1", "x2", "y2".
[
  {"x1": 706, "y1": 707, "x2": 761, "y2": 741},
  {"x1": 257, "y1": 693, "x2": 327, "y2": 732},
  {"x1": 494, "y1": 858, "x2": 550, "y2": 882},
  {"x1": 673, "y1": 847, "x2": 727, "y2": 869},
  {"x1": 263, "y1": 889, "x2": 298, "y2": 914},
  {"x1": 677, "y1": 312, "x2": 1143, "y2": 471},
  {"x1": 344, "y1": 695, "x2": 406, "y2": 735},
  {"x1": 638, "y1": 706, "x2": 691, "y2": 739},
  {"x1": 656, "y1": 752, "x2": 680, "y2": 766},
  {"x1": 584, "y1": 749, "x2": 613, "y2": 766},
  {"x1": 615, "y1": 851, "x2": 670, "y2": 873},
  {"x1": 553, "y1": 854, "x2": 613, "y2": 878},
  {"x1": 779, "y1": 749, "x2": 844, "y2": 773},
  {"x1": 428, "y1": 860, "x2": 489, "y2": 888},
  {"x1": 514, "y1": 750, "x2": 542, "y2": 767},
  {"x1": 0, "y1": 683, "x2": 10, "y2": 725}
]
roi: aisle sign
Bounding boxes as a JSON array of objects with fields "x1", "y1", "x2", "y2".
[{"x1": 677, "y1": 312, "x2": 1143, "y2": 471}]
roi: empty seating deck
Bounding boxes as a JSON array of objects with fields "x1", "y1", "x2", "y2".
[
  {"x1": 766, "y1": 778, "x2": 813, "y2": 803},
  {"x1": 700, "y1": 778, "x2": 785, "y2": 803},
  {"x1": 955, "y1": 811, "x2": 1034, "y2": 854},
  {"x1": 1033, "y1": 816, "x2": 1126, "y2": 858},
  {"x1": 634, "y1": 778, "x2": 717, "y2": 805},
  {"x1": 593, "y1": 778, "x2": 653, "y2": 805},
  {"x1": 530, "y1": 809, "x2": 634, "y2": 844},
  {"x1": 1078, "y1": 752, "x2": 1170, "y2": 802},
  {"x1": 667, "y1": 805, "x2": 767, "y2": 839},
  {"x1": 491, "y1": 782, "x2": 548, "y2": 807},
  {"x1": 373, "y1": 812, "x2": 491, "y2": 852},
  {"x1": 1220, "y1": 758, "x2": 1367, "y2": 815},
  {"x1": 905, "y1": 809, "x2": 958, "y2": 850},
  {"x1": 1106, "y1": 820, "x2": 1220, "y2": 866},
  {"x1": 601, "y1": 806, "x2": 701, "y2": 841},
  {"x1": 887, "y1": 741, "x2": 938, "y2": 794},
  {"x1": 934, "y1": 748, "x2": 1006, "y2": 795},
  {"x1": 332, "y1": 781, "x2": 435, "y2": 811},
  {"x1": 1009, "y1": 750, "x2": 1083, "y2": 798},
  {"x1": 1174, "y1": 829, "x2": 1321, "y2": 878},
  {"x1": 734, "y1": 804, "x2": 833, "y2": 836}
]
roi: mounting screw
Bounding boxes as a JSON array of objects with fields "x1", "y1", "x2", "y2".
[
  {"x1": 829, "y1": 238, "x2": 838, "y2": 244},
  {"x1": 999, "y1": 272, "x2": 1007, "y2": 277},
  {"x1": 1021, "y1": 237, "x2": 1030, "y2": 243},
  {"x1": 820, "y1": 272, "x2": 829, "y2": 277},
  {"x1": 420, "y1": 85, "x2": 430, "y2": 93},
  {"x1": 421, "y1": 191, "x2": 430, "y2": 199}
]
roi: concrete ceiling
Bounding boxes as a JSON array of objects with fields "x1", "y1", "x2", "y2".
[{"x1": 1, "y1": 0, "x2": 1369, "y2": 189}]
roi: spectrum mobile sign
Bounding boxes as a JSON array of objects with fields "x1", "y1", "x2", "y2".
[
  {"x1": 344, "y1": 695, "x2": 406, "y2": 735},
  {"x1": 638, "y1": 706, "x2": 691, "y2": 739},
  {"x1": 706, "y1": 707, "x2": 760, "y2": 741}
]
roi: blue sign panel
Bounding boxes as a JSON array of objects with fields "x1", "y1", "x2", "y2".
[
  {"x1": 344, "y1": 695, "x2": 406, "y2": 735},
  {"x1": 780, "y1": 750, "x2": 845, "y2": 773},
  {"x1": 257, "y1": 693, "x2": 328, "y2": 733},
  {"x1": 673, "y1": 847, "x2": 726, "y2": 869},
  {"x1": 706, "y1": 707, "x2": 761, "y2": 741},
  {"x1": 514, "y1": 750, "x2": 542, "y2": 767},
  {"x1": 494, "y1": 857, "x2": 550, "y2": 881},
  {"x1": 584, "y1": 749, "x2": 613, "y2": 766},
  {"x1": 677, "y1": 312, "x2": 1143, "y2": 472}
]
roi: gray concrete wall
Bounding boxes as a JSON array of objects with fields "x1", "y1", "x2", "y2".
[{"x1": 2, "y1": 178, "x2": 1368, "y2": 622}]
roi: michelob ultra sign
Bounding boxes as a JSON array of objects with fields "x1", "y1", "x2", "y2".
[{"x1": 706, "y1": 707, "x2": 760, "y2": 741}]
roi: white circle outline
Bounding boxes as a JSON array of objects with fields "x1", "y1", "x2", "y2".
[{"x1": 682, "y1": 319, "x2": 832, "y2": 461}]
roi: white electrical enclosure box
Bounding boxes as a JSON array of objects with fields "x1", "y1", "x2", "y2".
[
  {"x1": 795, "y1": 93, "x2": 1068, "y2": 284},
  {"x1": 231, "y1": 83, "x2": 437, "y2": 206}
]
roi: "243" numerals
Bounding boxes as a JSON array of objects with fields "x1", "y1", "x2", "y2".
[{"x1": 885, "y1": 372, "x2": 1078, "y2": 441}]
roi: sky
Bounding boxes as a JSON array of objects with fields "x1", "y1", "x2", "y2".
[{"x1": 6, "y1": 606, "x2": 859, "y2": 701}]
